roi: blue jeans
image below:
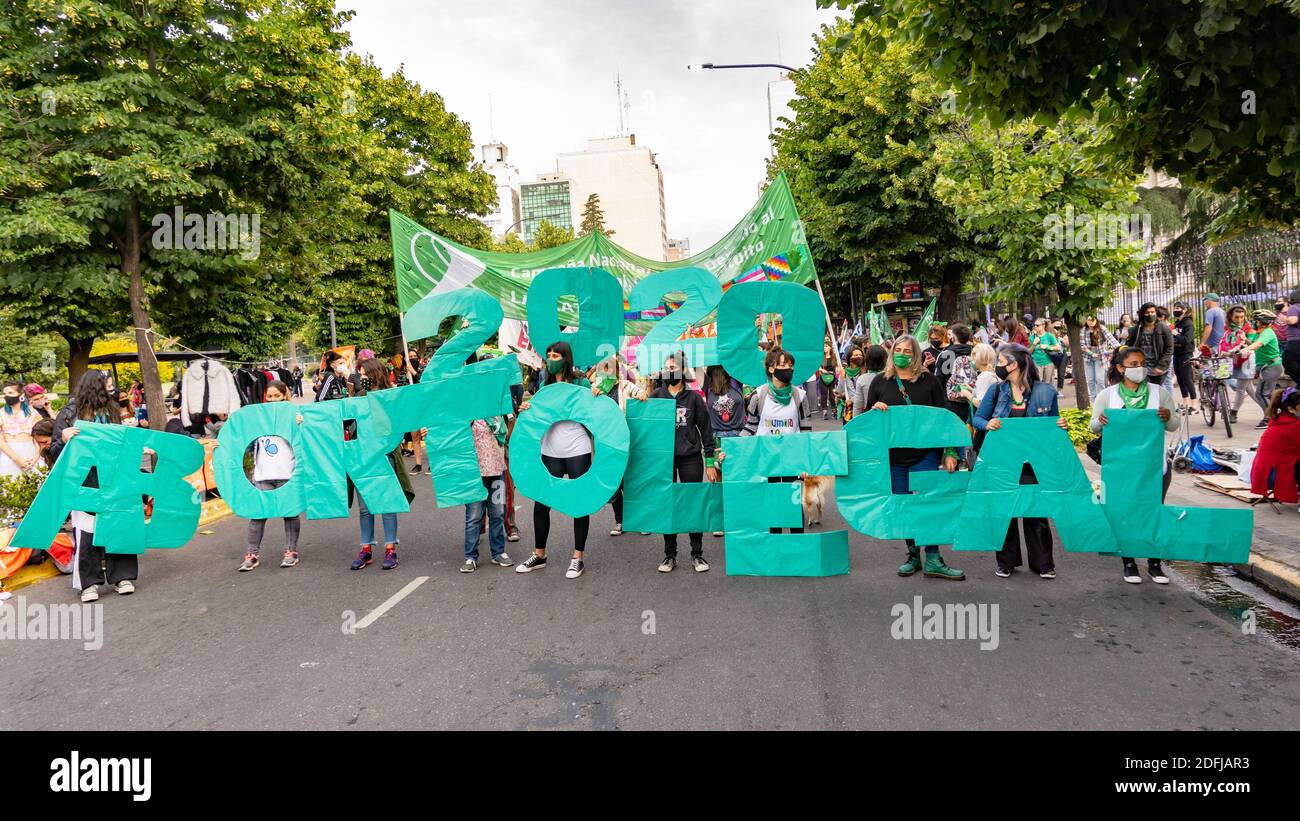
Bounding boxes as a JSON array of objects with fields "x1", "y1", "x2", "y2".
[
  {"x1": 357, "y1": 493, "x2": 399, "y2": 547},
  {"x1": 1083, "y1": 358, "x2": 1108, "y2": 400},
  {"x1": 464, "y1": 476, "x2": 506, "y2": 561},
  {"x1": 888, "y1": 450, "x2": 942, "y2": 553}
]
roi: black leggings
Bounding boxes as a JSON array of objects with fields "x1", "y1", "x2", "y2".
[
  {"x1": 533, "y1": 453, "x2": 592, "y2": 552},
  {"x1": 1173, "y1": 353, "x2": 1197, "y2": 399},
  {"x1": 664, "y1": 454, "x2": 705, "y2": 556}
]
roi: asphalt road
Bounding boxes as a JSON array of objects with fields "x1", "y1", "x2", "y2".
[{"x1": 3, "y1": 438, "x2": 1298, "y2": 731}]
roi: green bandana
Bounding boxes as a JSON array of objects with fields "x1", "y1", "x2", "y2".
[
  {"x1": 845, "y1": 366, "x2": 861, "y2": 379},
  {"x1": 596, "y1": 374, "x2": 617, "y2": 395},
  {"x1": 768, "y1": 381, "x2": 793, "y2": 406},
  {"x1": 1117, "y1": 380, "x2": 1150, "y2": 409}
]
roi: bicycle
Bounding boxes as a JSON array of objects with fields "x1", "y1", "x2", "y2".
[{"x1": 1194, "y1": 354, "x2": 1234, "y2": 439}]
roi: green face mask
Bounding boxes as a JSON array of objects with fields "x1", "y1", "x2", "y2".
[
  {"x1": 892, "y1": 352, "x2": 914, "y2": 369},
  {"x1": 546, "y1": 359, "x2": 565, "y2": 376}
]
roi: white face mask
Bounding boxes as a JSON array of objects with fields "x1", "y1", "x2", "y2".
[{"x1": 1124, "y1": 366, "x2": 1147, "y2": 383}]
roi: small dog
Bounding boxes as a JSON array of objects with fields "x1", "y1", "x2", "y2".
[{"x1": 802, "y1": 475, "x2": 829, "y2": 526}]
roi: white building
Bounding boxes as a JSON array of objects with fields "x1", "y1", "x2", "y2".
[
  {"x1": 480, "y1": 142, "x2": 521, "y2": 239},
  {"x1": 666, "y1": 238, "x2": 690, "y2": 261},
  {"x1": 556, "y1": 135, "x2": 668, "y2": 260}
]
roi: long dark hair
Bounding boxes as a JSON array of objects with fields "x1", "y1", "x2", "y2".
[
  {"x1": 544, "y1": 341, "x2": 578, "y2": 385},
  {"x1": 357, "y1": 358, "x2": 391, "y2": 394},
  {"x1": 706, "y1": 365, "x2": 736, "y2": 397},
  {"x1": 2, "y1": 380, "x2": 30, "y2": 417},
  {"x1": 1108, "y1": 345, "x2": 1145, "y2": 386},
  {"x1": 73, "y1": 370, "x2": 117, "y2": 423},
  {"x1": 999, "y1": 343, "x2": 1040, "y2": 387}
]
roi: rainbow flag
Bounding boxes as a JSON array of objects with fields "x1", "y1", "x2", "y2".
[{"x1": 723, "y1": 253, "x2": 792, "y2": 292}]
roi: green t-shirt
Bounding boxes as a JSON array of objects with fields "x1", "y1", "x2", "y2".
[
  {"x1": 1253, "y1": 326, "x2": 1281, "y2": 368},
  {"x1": 1031, "y1": 332, "x2": 1058, "y2": 366}
]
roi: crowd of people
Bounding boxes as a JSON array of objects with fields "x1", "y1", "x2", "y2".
[{"x1": 4, "y1": 287, "x2": 1298, "y2": 603}]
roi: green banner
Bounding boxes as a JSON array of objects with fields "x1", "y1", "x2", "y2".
[
  {"x1": 390, "y1": 173, "x2": 817, "y2": 334},
  {"x1": 912, "y1": 298, "x2": 936, "y2": 343}
]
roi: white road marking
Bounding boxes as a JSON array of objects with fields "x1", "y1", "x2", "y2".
[{"x1": 354, "y1": 576, "x2": 429, "y2": 630}]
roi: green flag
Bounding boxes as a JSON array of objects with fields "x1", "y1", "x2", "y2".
[
  {"x1": 869, "y1": 306, "x2": 883, "y2": 345},
  {"x1": 389, "y1": 173, "x2": 817, "y2": 337},
  {"x1": 912, "y1": 298, "x2": 936, "y2": 345}
]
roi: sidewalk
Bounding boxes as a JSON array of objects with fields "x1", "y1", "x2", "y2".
[{"x1": 1061, "y1": 377, "x2": 1300, "y2": 602}]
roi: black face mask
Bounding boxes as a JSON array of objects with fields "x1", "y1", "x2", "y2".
[
  {"x1": 663, "y1": 369, "x2": 683, "y2": 384},
  {"x1": 1276, "y1": 304, "x2": 1286, "y2": 313},
  {"x1": 994, "y1": 365, "x2": 1010, "y2": 381},
  {"x1": 1173, "y1": 310, "x2": 1183, "y2": 317},
  {"x1": 1143, "y1": 314, "x2": 1157, "y2": 323},
  {"x1": 772, "y1": 367, "x2": 794, "y2": 384},
  {"x1": 3, "y1": 395, "x2": 20, "y2": 406}
]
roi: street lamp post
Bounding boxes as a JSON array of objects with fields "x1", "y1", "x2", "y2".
[{"x1": 687, "y1": 60, "x2": 843, "y2": 373}]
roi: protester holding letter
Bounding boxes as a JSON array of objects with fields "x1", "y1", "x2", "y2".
[
  {"x1": 50, "y1": 370, "x2": 136, "y2": 602},
  {"x1": 972, "y1": 344, "x2": 1067, "y2": 579},
  {"x1": 864, "y1": 334, "x2": 965, "y2": 581},
  {"x1": 515, "y1": 341, "x2": 594, "y2": 579},
  {"x1": 1090, "y1": 346, "x2": 1180, "y2": 585},
  {"x1": 651, "y1": 351, "x2": 717, "y2": 573},
  {"x1": 348, "y1": 358, "x2": 414, "y2": 571},
  {"x1": 238, "y1": 381, "x2": 304, "y2": 571}
]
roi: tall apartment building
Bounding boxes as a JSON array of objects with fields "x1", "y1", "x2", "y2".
[
  {"x1": 556, "y1": 135, "x2": 668, "y2": 260},
  {"x1": 519, "y1": 172, "x2": 573, "y2": 244},
  {"x1": 480, "y1": 142, "x2": 521, "y2": 239},
  {"x1": 665, "y1": 237, "x2": 691, "y2": 262}
]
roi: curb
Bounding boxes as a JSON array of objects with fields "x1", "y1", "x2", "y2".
[
  {"x1": 0, "y1": 498, "x2": 233, "y2": 593},
  {"x1": 1235, "y1": 554, "x2": 1300, "y2": 604}
]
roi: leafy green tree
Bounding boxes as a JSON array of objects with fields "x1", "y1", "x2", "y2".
[
  {"x1": 304, "y1": 55, "x2": 495, "y2": 352},
  {"x1": 770, "y1": 19, "x2": 977, "y2": 321},
  {"x1": 0, "y1": 0, "x2": 358, "y2": 428},
  {"x1": 578, "y1": 193, "x2": 613, "y2": 237},
  {"x1": 824, "y1": 0, "x2": 1300, "y2": 234},
  {"x1": 534, "y1": 220, "x2": 574, "y2": 249},
  {"x1": 932, "y1": 117, "x2": 1147, "y2": 407},
  {"x1": 0, "y1": 308, "x2": 67, "y2": 385}
]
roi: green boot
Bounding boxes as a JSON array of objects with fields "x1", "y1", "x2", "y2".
[
  {"x1": 923, "y1": 551, "x2": 965, "y2": 580},
  {"x1": 897, "y1": 546, "x2": 922, "y2": 577}
]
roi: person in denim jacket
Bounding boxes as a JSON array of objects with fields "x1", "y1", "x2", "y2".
[{"x1": 972, "y1": 344, "x2": 1070, "y2": 580}]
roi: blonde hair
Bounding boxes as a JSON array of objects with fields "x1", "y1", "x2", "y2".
[
  {"x1": 971, "y1": 343, "x2": 997, "y2": 370},
  {"x1": 884, "y1": 334, "x2": 922, "y2": 379}
]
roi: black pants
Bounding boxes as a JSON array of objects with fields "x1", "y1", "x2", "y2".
[
  {"x1": 1284, "y1": 340, "x2": 1300, "y2": 387},
  {"x1": 609, "y1": 485, "x2": 623, "y2": 525},
  {"x1": 995, "y1": 464, "x2": 1054, "y2": 573},
  {"x1": 74, "y1": 526, "x2": 137, "y2": 589},
  {"x1": 767, "y1": 475, "x2": 805, "y2": 535},
  {"x1": 1048, "y1": 351, "x2": 1065, "y2": 388},
  {"x1": 1173, "y1": 352, "x2": 1197, "y2": 399},
  {"x1": 533, "y1": 453, "x2": 592, "y2": 552},
  {"x1": 664, "y1": 454, "x2": 704, "y2": 557},
  {"x1": 1121, "y1": 469, "x2": 1173, "y2": 565}
]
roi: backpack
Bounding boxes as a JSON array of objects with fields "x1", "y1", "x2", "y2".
[{"x1": 945, "y1": 354, "x2": 977, "y2": 402}]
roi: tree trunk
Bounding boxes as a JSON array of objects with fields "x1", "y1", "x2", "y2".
[
  {"x1": 64, "y1": 335, "x2": 94, "y2": 391},
  {"x1": 120, "y1": 195, "x2": 168, "y2": 433},
  {"x1": 1055, "y1": 282, "x2": 1091, "y2": 410},
  {"x1": 936, "y1": 262, "x2": 963, "y2": 324}
]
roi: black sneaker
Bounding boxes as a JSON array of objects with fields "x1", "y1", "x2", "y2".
[
  {"x1": 692, "y1": 556, "x2": 710, "y2": 573},
  {"x1": 995, "y1": 566, "x2": 1012, "y2": 578},
  {"x1": 515, "y1": 553, "x2": 546, "y2": 573},
  {"x1": 1148, "y1": 561, "x2": 1169, "y2": 584},
  {"x1": 658, "y1": 555, "x2": 676, "y2": 573},
  {"x1": 1122, "y1": 560, "x2": 1142, "y2": 584},
  {"x1": 410, "y1": 463, "x2": 423, "y2": 475},
  {"x1": 1256, "y1": 419, "x2": 1268, "y2": 429}
]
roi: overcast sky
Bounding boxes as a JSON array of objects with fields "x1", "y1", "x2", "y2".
[{"x1": 344, "y1": 0, "x2": 840, "y2": 251}]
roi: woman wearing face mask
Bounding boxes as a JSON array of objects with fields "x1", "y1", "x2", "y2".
[
  {"x1": 1167, "y1": 302, "x2": 1198, "y2": 412},
  {"x1": 1249, "y1": 388, "x2": 1300, "y2": 512},
  {"x1": 839, "y1": 347, "x2": 866, "y2": 424},
  {"x1": 1028, "y1": 319, "x2": 1061, "y2": 392},
  {"x1": 851, "y1": 345, "x2": 888, "y2": 418},
  {"x1": 724, "y1": 348, "x2": 811, "y2": 534},
  {"x1": 50, "y1": 370, "x2": 134, "y2": 602},
  {"x1": 315, "y1": 351, "x2": 347, "y2": 402},
  {"x1": 816, "y1": 344, "x2": 837, "y2": 420},
  {"x1": 650, "y1": 352, "x2": 718, "y2": 573},
  {"x1": 586, "y1": 353, "x2": 644, "y2": 537},
  {"x1": 864, "y1": 335, "x2": 965, "y2": 580},
  {"x1": 1115, "y1": 314, "x2": 1133, "y2": 345},
  {"x1": 1131, "y1": 302, "x2": 1173, "y2": 393},
  {"x1": 1218, "y1": 305, "x2": 1255, "y2": 425},
  {"x1": 1080, "y1": 316, "x2": 1119, "y2": 401},
  {"x1": 972, "y1": 345, "x2": 1068, "y2": 578},
  {"x1": 515, "y1": 341, "x2": 594, "y2": 579},
  {"x1": 1241, "y1": 310, "x2": 1284, "y2": 428},
  {"x1": 238, "y1": 381, "x2": 305, "y2": 571},
  {"x1": 1090, "y1": 346, "x2": 1180, "y2": 585},
  {"x1": 0, "y1": 381, "x2": 39, "y2": 478}
]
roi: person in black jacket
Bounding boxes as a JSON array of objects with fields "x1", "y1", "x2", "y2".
[
  {"x1": 651, "y1": 351, "x2": 717, "y2": 573},
  {"x1": 1131, "y1": 302, "x2": 1174, "y2": 388},
  {"x1": 50, "y1": 370, "x2": 136, "y2": 602},
  {"x1": 864, "y1": 334, "x2": 965, "y2": 581},
  {"x1": 1169, "y1": 300, "x2": 1198, "y2": 411}
]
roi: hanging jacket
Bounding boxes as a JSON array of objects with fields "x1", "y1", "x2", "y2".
[
  {"x1": 234, "y1": 365, "x2": 268, "y2": 405},
  {"x1": 181, "y1": 360, "x2": 242, "y2": 418}
]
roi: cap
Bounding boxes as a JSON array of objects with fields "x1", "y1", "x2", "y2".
[{"x1": 1204, "y1": 292, "x2": 1220, "y2": 302}]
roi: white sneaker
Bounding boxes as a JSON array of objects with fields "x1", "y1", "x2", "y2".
[
  {"x1": 565, "y1": 558, "x2": 584, "y2": 579},
  {"x1": 712, "y1": 531, "x2": 724, "y2": 537},
  {"x1": 1122, "y1": 562, "x2": 1142, "y2": 584},
  {"x1": 80, "y1": 585, "x2": 99, "y2": 603},
  {"x1": 609, "y1": 524, "x2": 623, "y2": 537},
  {"x1": 116, "y1": 580, "x2": 135, "y2": 595}
]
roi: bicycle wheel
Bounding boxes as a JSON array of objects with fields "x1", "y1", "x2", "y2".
[
  {"x1": 1219, "y1": 383, "x2": 1233, "y2": 438},
  {"x1": 1201, "y1": 380, "x2": 1217, "y2": 427}
]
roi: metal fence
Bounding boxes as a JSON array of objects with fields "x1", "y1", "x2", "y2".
[{"x1": 958, "y1": 229, "x2": 1300, "y2": 328}]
